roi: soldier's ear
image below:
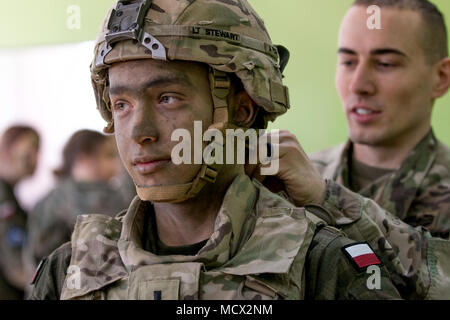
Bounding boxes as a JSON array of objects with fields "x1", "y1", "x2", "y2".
[
  {"x1": 232, "y1": 91, "x2": 258, "y2": 128},
  {"x1": 432, "y1": 57, "x2": 450, "y2": 99}
]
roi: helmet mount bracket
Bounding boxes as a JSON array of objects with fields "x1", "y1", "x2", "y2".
[{"x1": 95, "y1": 0, "x2": 167, "y2": 68}]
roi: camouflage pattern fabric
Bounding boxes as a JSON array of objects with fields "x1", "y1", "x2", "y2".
[
  {"x1": 28, "y1": 174, "x2": 399, "y2": 300},
  {"x1": 311, "y1": 130, "x2": 450, "y2": 238},
  {"x1": 311, "y1": 130, "x2": 450, "y2": 299},
  {"x1": 24, "y1": 178, "x2": 134, "y2": 272},
  {"x1": 0, "y1": 179, "x2": 28, "y2": 299}
]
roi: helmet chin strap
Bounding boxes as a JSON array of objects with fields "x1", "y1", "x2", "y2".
[{"x1": 135, "y1": 68, "x2": 231, "y2": 203}]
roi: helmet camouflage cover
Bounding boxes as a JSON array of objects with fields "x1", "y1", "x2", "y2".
[{"x1": 91, "y1": 0, "x2": 290, "y2": 133}]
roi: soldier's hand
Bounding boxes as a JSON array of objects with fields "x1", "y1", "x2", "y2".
[{"x1": 245, "y1": 130, "x2": 326, "y2": 206}]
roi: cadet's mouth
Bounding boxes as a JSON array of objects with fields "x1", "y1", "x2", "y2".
[{"x1": 132, "y1": 156, "x2": 171, "y2": 175}]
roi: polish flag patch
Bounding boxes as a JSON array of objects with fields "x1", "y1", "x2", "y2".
[{"x1": 341, "y1": 242, "x2": 382, "y2": 272}]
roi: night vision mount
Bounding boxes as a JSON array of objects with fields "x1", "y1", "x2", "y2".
[{"x1": 95, "y1": 0, "x2": 167, "y2": 68}]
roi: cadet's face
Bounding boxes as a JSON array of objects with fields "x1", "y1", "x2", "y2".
[
  {"x1": 10, "y1": 132, "x2": 39, "y2": 179},
  {"x1": 109, "y1": 59, "x2": 213, "y2": 189},
  {"x1": 336, "y1": 7, "x2": 436, "y2": 147}
]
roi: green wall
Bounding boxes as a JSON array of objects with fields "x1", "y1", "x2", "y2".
[
  {"x1": 1, "y1": 0, "x2": 449, "y2": 152},
  {"x1": 0, "y1": 0, "x2": 116, "y2": 48}
]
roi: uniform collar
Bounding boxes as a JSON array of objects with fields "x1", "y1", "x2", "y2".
[
  {"x1": 117, "y1": 174, "x2": 258, "y2": 272},
  {"x1": 336, "y1": 130, "x2": 438, "y2": 219}
]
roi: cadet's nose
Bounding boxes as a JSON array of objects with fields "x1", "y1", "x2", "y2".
[{"x1": 130, "y1": 104, "x2": 158, "y2": 145}]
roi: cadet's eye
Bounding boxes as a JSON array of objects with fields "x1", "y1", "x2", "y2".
[
  {"x1": 113, "y1": 102, "x2": 130, "y2": 113},
  {"x1": 159, "y1": 95, "x2": 180, "y2": 105}
]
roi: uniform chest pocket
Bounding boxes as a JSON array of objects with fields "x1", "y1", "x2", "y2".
[
  {"x1": 128, "y1": 263, "x2": 202, "y2": 300},
  {"x1": 138, "y1": 279, "x2": 180, "y2": 300}
]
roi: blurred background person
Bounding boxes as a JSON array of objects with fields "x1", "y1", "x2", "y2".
[
  {"x1": 24, "y1": 129, "x2": 135, "y2": 276},
  {"x1": 0, "y1": 125, "x2": 40, "y2": 299}
]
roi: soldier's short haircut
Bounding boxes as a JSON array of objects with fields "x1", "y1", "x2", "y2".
[
  {"x1": 54, "y1": 129, "x2": 110, "y2": 178},
  {"x1": 0, "y1": 125, "x2": 40, "y2": 155},
  {"x1": 353, "y1": 0, "x2": 448, "y2": 64}
]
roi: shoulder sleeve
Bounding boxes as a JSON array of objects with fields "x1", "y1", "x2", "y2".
[
  {"x1": 27, "y1": 242, "x2": 72, "y2": 300},
  {"x1": 305, "y1": 227, "x2": 401, "y2": 300},
  {"x1": 410, "y1": 177, "x2": 450, "y2": 239},
  {"x1": 322, "y1": 179, "x2": 434, "y2": 299}
]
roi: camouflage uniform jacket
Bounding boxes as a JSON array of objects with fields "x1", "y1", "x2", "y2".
[
  {"x1": 311, "y1": 130, "x2": 450, "y2": 238},
  {"x1": 310, "y1": 131, "x2": 450, "y2": 299},
  {"x1": 29, "y1": 174, "x2": 400, "y2": 300},
  {"x1": 24, "y1": 178, "x2": 132, "y2": 271},
  {"x1": 0, "y1": 178, "x2": 28, "y2": 299}
]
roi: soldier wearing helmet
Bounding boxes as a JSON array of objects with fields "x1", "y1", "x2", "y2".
[{"x1": 28, "y1": 0, "x2": 400, "y2": 300}]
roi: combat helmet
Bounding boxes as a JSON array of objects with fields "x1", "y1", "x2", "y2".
[{"x1": 91, "y1": 0, "x2": 290, "y2": 203}]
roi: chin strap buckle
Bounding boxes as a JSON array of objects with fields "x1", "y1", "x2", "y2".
[
  {"x1": 199, "y1": 165, "x2": 218, "y2": 184},
  {"x1": 209, "y1": 68, "x2": 231, "y2": 124}
]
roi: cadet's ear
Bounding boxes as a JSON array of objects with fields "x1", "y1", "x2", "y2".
[
  {"x1": 232, "y1": 91, "x2": 258, "y2": 128},
  {"x1": 432, "y1": 57, "x2": 450, "y2": 99}
]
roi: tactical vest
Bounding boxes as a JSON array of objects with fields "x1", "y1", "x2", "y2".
[{"x1": 60, "y1": 176, "x2": 328, "y2": 300}]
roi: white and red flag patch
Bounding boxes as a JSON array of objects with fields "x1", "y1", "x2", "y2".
[{"x1": 342, "y1": 242, "x2": 382, "y2": 272}]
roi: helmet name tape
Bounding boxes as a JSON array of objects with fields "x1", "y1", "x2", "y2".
[
  {"x1": 192, "y1": 26, "x2": 240, "y2": 42},
  {"x1": 146, "y1": 25, "x2": 279, "y2": 61}
]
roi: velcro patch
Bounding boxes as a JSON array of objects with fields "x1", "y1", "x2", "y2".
[{"x1": 341, "y1": 242, "x2": 382, "y2": 272}]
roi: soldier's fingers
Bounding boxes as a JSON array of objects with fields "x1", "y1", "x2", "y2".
[{"x1": 276, "y1": 130, "x2": 309, "y2": 158}]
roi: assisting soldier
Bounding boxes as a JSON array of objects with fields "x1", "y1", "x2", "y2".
[
  {"x1": 248, "y1": 0, "x2": 450, "y2": 299},
  {"x1": 28, "y1": 0, "x2": 400, "y2": 300}
]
